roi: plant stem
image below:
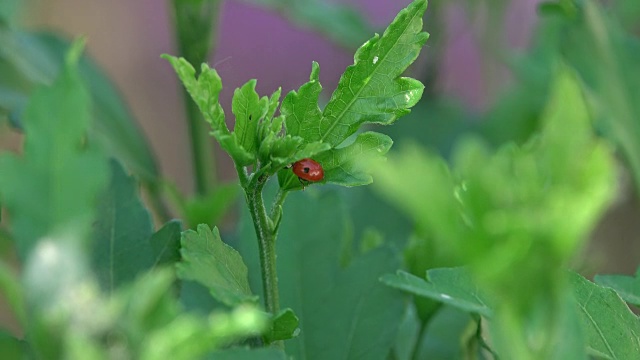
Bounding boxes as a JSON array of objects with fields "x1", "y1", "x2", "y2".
[
  {"x1": 184, "y1": 94, "x2": 216, "y2": 194},
  {"x1": 246, "y1": 174, "x2": 280, "y2": 317},
  {"x1": 171, "y1": 0, "x2": 222, "y2": 195}
]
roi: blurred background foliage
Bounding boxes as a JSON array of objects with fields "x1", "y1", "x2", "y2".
[{"x1": 1, "y1": 0, "x2": 640, "y2": 358}]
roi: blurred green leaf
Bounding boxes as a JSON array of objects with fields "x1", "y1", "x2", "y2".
[
  {"x1": 317, "y1": 131, "x2": 392, "y2": 186},
  {"x1": 0, "y1": 260, "x2": 25, "y2": 326},
  {"x1": 177, "y1": 224, "x2": 257, "y2": 306},
  {"x1": 23, "y1": 240, "x2": 100, "y2": 359},
  {"x1": 265, "y1": 308, "x2": 300, "y2": 343},
  {"x1": 0, "y1": 40, "x2": 108, "y2": 259},
  {"x1": 414, "y1": 306, "x2": 477, "y2": 360},
  {"x1": 0, "y1": 331, "x2": 29, "y2": 359},
  {"x1": 0, "y1": 31, "x2": 160, "y2": 185},
  {"x1": 92, "y1": 160, "x2": 154, "y2": 293},
  {"x1": 0, "y1": 0, "x2": 21, "y2": 25},
  {"x1": 116, "y1": 269, "x2": 267, "y2": 359},
  {"x1": 392, "y1": 303, "x2": 420, "y2": 360},
  {"x1": 376, "y1": 67, "x2": 615, "y2": 277},
  {"x1": 239, "y1": 190, "x2": 404, "y2": 359},
  {"x1": 375, "y1": 68, "x2": 615, "y2": 359},
  {"x1": 382, "y1": 268, "x2": 492, "y2": 318},
  {"x1": 571, "y1": 272, "x2": 640, "y2": 359},
  {"x1": 242, "y1": 0, "x2": 372, "y2": 49},
  {"x1": 165, "y1": 181, "x2": 239, "y2": 229},
  {"x1": 207, "y1": 347, "x2": 287, "y2": 360},
  {"x1": 526, "y1": 0, "x2": 640, "y2": 195},
  {"x1": 594, "y1": 270, "x2": 640, "y2": 307},
  {"x1": 150, "y1": 220, "x2": 183, "y2": 269}
]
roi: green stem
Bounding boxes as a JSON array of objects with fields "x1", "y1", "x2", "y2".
[
  {"x1": 184, "y1": 94, "x2": 216, "y2": 194},
  {"x1": 245, "y1": 174, "x2": 280, "y2": 317},
  {"x1": 268, "y1": 188, "x2": 288, "y2": 237},
  {"x1": 171, "y1": 0, "x2": 222, "y2": 194}
]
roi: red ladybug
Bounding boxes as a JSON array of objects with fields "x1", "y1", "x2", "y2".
[{"x1": 292, "y1": 158, "x2": 324, "y2": 182}]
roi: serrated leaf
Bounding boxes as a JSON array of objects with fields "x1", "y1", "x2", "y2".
[
  {"x1": 571, "y1": 272, "x2": 640, "y2": 359},
  {"x1": 317, "y1": 131, "x2": 392, "y2": 186},
  {"x1": 0, "y1": 40, "x2": 108, "y2": 259},
  {"x1": 177, "y1": 224, "x2": 256, "y2": 306},
  {"x1": 265, "y1": 308, "x2": 300, "y2": 343},
  {"x1": 232, "y1": 80, "x2": 269, "y2": 155},
  {"x1": 281, "y1": 61, "x2": 322, "y2": 139},
  {"x1": 314, "y1": 0, "x2": 427, "y2": 147},
  {"x1": 265, "y1": 87, "x2": 282, "y2": 121},
  {"x1": 162, "y1": 55, "x2": 254, "y2": 166},
  {"x1": 595, "y1": 271, "x2": 640, "y2": 306},
  {"x1": 92, "y1": 160, "x2": 154, "y2": 293},
  {"x1": 150, "y1": 220, "x2": 183, "y2": 269},
  {"x1": 381, "y1": 268, "x2": 493, "y2": 318}
]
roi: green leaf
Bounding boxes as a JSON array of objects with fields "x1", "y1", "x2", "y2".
[
  {"x1": 0, "y1": 260, "x2": 25, "y2": 326},
  {"x1": 0, "y1": 39, "x2": 108, "y2": 259},
  {"x1": 265, "y1": 87, "x2": 282, "y2": 121},
  {"x1": 265, "y1": 308, "x2": 300, "y2": 343},
  {"x1": 238, "y1": 190, "x2": 404, "y2": 359},
  {"x1": 177, "y1": 224, "x2": 257, "y2": 306},
  {"x1": 243, "y1": 0, "x2": 373, "y2": 49},
  {"x1": 92, "y1": 160, "x2": 154, "y2": 293},
  {"x1": 392, "y1": 303, "x2": 421, "y2": 360},
  {"x1": 595, "y1": 270, "x2": 640, "y2": 306},
  {"x1": 281, "y1": 61, "x2": 322, "y2": 139},
  {"x1": 162, "y1": 55, "x2": 254, "y2": 166},
  {"x1": 317, "y1": 131, "x2": 392, "y2": 186},
  {"x1": 314, "y1": 0, "x2": 427, "y2": 147},
  {"x1": 0, "y1": 331, "x2": 29, "y2": 360},
  {"x1": 571, "y1": 272, "x2": 640, "y2": 359},
  {"x1": 207, "y1": 348, "x2": 287, "y2": 360},
  {"x1": 232, "y1": 79, "x2": 269, "y2": 156},
  {"x1": 114, "y1": 269, "x2": 265, "y2": 359},
  {"x1": 150, "y1": 220, "x2": 183, "y2": 269},
  {"x1": 0, "y1": 31, "x2": 160, "y2": 185},
  {"x1": 381, "y1": 269, "x2": 493, "y2": 318},
  {"x1": 165, "y1": 181, "x2": 239, "y2": 229},
  {"x1": 556, "y1": 0, "x2": 640, "y2": 193},
  {"x1": 414, "y1": 306, "x2": 477, "y2": 360}
]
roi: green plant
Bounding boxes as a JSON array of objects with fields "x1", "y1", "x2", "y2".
[
  {"x1": 2, "y1": 0, "x2": 640, "y2": 359},
  {"x1": 163, "y1": 0, "x2": 428, "y2": 344}
]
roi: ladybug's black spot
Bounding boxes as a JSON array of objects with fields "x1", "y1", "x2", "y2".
[{"x1": 303, "y1": 167, "x2": 310, "y2": 173}]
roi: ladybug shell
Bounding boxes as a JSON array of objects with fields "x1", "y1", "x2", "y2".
[{"x1": 292, "y1": 158, "x2": 324, "y2": 182}]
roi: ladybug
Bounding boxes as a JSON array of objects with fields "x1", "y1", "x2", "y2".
[{"x1": 292, "y1": 158, "x2": 324, "y2": 183}]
